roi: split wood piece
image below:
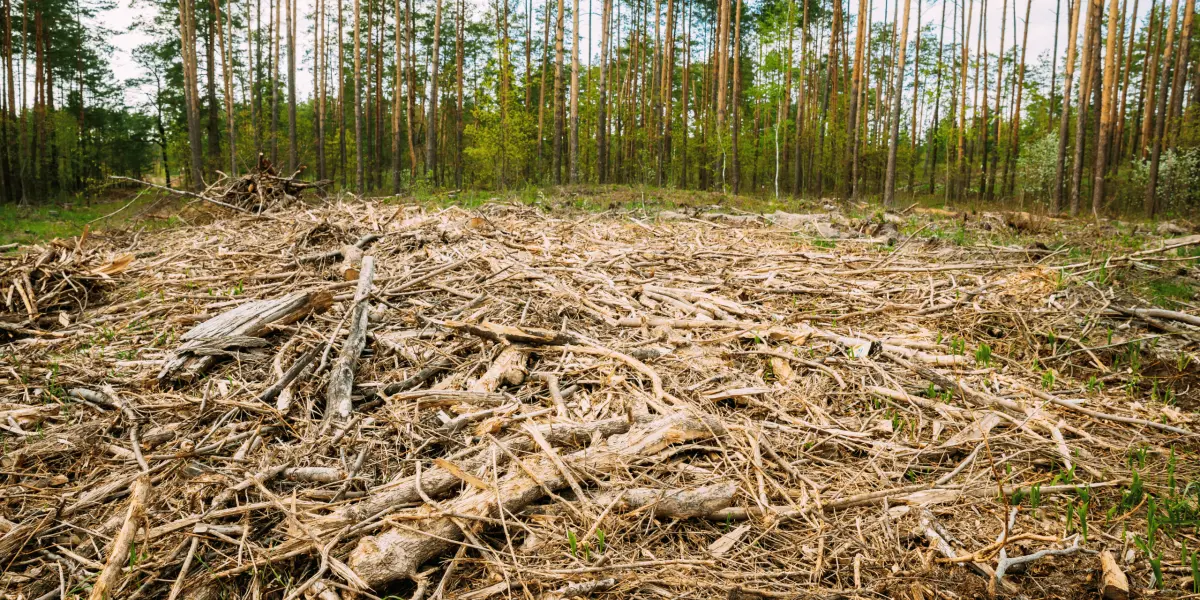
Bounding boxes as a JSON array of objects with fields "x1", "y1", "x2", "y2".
[
  {"x1": 469, "y1": 346, "x2": 528, "y2": 392},
  {"x1": 158, "y1": 290, "x2": 332, "y2": 383},
  {"x1": 297, "y1": 233, "x2": 382, "y2": 264},
  {"x1": 339, "y1": 245, "x2": 364, "y2": 281},
  {"x1": 87, "y1": 474, "x2": 151, "y2": 600},
  {"x1": 443, "y1": 319, "x2": 589, "y2": 346},
  {"x1": 1100, "y1": 550, "x2": 1129, "y2": 600},
  {"x1": 589, "y1": 483, "x2": 738, "y2": 519},
  {"x1": 347, "y1": 412, "x2": 726, "y2": 587},
  {"x1": 384, "y1": 389, "x2": 509, "y2": 408},
  {"x1": 326, "y1": 256, "x2": 376, "y2": 424}
]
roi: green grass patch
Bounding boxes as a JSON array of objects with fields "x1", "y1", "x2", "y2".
[
  {"x1": 1144, "y1": 279, "x2": 1195, "y2": 309},
  {"x1": 0, "y1": 193, "x2": 167, "y2": 245}
]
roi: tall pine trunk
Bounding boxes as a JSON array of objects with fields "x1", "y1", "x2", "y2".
[
  {"x1": 1145, "y1": 0, "x2": 1182, "y2": 216},
  {"x1": 1092, "y1": 0, "x2": 1122, "y2": 215},
  {"x1": 883, "y1": 0, "x2": 911, "y2": 206}
]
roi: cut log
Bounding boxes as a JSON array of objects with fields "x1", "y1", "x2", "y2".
[
  {"x1": 326, "y1": 256, "x2": 376, "y2": 423},
  {"x1": 347, "y1": 413, "x2": 726, "y2": 586},
  {"x1": 1100, "y1": 550, "x2": 1129, "y2": 600},
  {"x1": 158, "y1": 290, "x2": 332, "y2": 383},
  {"x1": 87, "y1": 475, "x2": 151, "y2": 600},
  {"x1": 590, "y1": 483, "x2": 738, "y2": 518},
  {"x1": 470, "y1": 345, "x2": 528, "y2": 392}
]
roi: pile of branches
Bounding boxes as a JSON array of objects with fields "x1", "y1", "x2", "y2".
[
  {"x1": 114, "y1": 154, "x2": 332, "y2": 214},
  {"x1": 207, "y1": 154, "x2": 332, "y2": 212},
  {"x1": 1, "y1": 198, "x2": 1199, "y2": 600},
  {"x1": 0, "y1": 233, "x2": 133, "y2": 341}
]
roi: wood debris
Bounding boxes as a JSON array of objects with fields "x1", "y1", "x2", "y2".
[{"x1": 1, "y1": 197, "x2": 1198, "y2": 599}]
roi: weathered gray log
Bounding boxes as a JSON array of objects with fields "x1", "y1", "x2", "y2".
[
  {"x1": 158, "y1": 290, "x2": 332, "y2": 383},
  {"x1": 590, "y1": 483, "x2": 738, "y2": 518},
  {"x1": 326, "y1": 256, "x2": 376, "y2": 423},
  {"x1": 347, "y1": 412, "x2": 726, "y2": 586}
]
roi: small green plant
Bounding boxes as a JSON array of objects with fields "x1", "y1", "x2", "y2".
[
  {"x1": 1041, "y1": 370, "x2": 1056, "y2": 391},
  {"x1": 974, "y1": 343, "x2": 992, "y2": 366},
  {"x1": 1030, "y1": 484, "x2": 1041, "y2": 509},
  {"x1": 567, "y1": 529, "x2": 578, "y2": 557},
  {"x1": 1086, "y1": 376, "x2": 1103, "y2": 393},
  {"x1": 596, "y1": 529, "x2": 606, "y2": 554},
  {"x1": 949, "y1": 337, "x2": 966, "y2": 356}
]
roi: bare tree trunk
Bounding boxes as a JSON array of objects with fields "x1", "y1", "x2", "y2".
[
  {"x1": 986, "y1": 0, "x2": 1006, "y2": 202},
  {"x1": 338, "y1": 0, "x2": 346, "y2": 186},
  {"x1": 1092, "y1": 0, "x2": 1121, "y2": 216},
  {"x1": 1052, "y1": 0, "x2": 1082, "y2": 211},
  {"x1": 569, "y1": 0, "x2": 580, "y2": 183},
  {"x1": 847, "y1": 0, "x2": 867, "y2": 198},
  {"x1": 538, "y1": 0, "x2": 552, "y2": 170},
  {"x1": 1069, "y1": 0, "x2": 1099, "y2": 215},
  {"x1": 883, "y1": 0, "x2": 912, "y2": 206},
  {"x1": 271, "y1": 0, "x2": 280, "y2": 166},
  {"x1": 730, "y1": 0, "x2": 742, "y2": 193},
  {"x1": 1139, "y1": 0, "x2": 1163, "y2": 158},
  {"x1": 1113, "y1": 0, "x2": 1139, "y2": 163},
  {"x1": 714, "y1": 0, "x2": 729, "y2": 189},
  {"x1": 1003, "y1": 0, "x2": 1032, "y2": 197},
  {"x1": 552, "y1": 0, "x2": 565, "y2": 184},
  {"x1": 455, "y1": 0, "x2": 464, "y2": 187},
  {"x1": 426, "y1": 0, "x2": 443, "y2": 178},
  {"x1": 180, "y1": 0, "x2": 205, "y2": 190},
  {"x1": 354, "y1": 0, "x2": 364, "y2": 192},
  {"x1": 211, "y1": 0, "x2": 236, "y2": 175},
  {"x1": 1167, "y1": 0, "x2": 1193, "y2": 145},
  {"x1": 315, "y1": 0, "x2": 326, "y2": 180},
  {"x1": 659, "y1": 0, "x2": 675, "y2": 185},
  {"x1": 906, "y1": 0, "x2": 921, "y2": 194},
  {"x1": 1146, "y1": 0, "x2": 1182, "y2": 216},
  {"x1": 791, "y1": 0, "x2": 808, "y2": 196},
  {"x1": 954, "y1": 0, "x2": 971, "y2": 201},
  {"x1": 391, "y1": 0, "x2": 401, "y2": 193},
  {"x1": 597, "y1": 0, "x2": 611, "y2": 182}
]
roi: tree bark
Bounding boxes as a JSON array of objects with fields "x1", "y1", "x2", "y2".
[
  {"x1": 552, "y1": 0, "x2": 565, "y2": 184},
  {"x1": 569, "y1": 0, "x2": 580, "y2": 183},
  {"x1": 1146, "y1": 0, "x2": 1182, "y2": 216},
  {"x1": 883, "y1": 0, "x2": 912, "y2": 206},
  {"x1": 1092, "y1": 0, "x2": 1122, "y2": 216},
  {"x1": 354, "y1": 0, "x2": 364, "y2": 192},
  {"x1": 426, "y1": 0, "x2": 443, "y2": 178}
]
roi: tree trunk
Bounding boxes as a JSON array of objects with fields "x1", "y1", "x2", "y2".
[
  {"x1": 847, "y1": 0, "x2": 867, "y2": 199},
  {"x1": 455, "y1": 0, "x2": 464, "y2": 187},
  {"x1": 569, "y1": 0, "x2": 580, "y2": 183},
  {"x1": 1092, "y1": 0, "x2": 1122, "y2": 216},
  {"x1": 1069, "y1": 0, "x2": 1099, "y2": 215},
  {"x1": 1167, "y1": 0, "x2": 1193, "y2": 145},
  {"x1": 354, "y1": 0, "x2": 364, "y2": 192},
  {"x1": 730, "y1": 0, "x2": 742, "y2": 193},
  {"x1": 1003, "y1": 0, "x2": 1032, "y2": 197},
  {"x1": 391, "y1": 0, "x2": 402, "y2": 193},
  {"x1": 1145, "y1": 0, "x2": 1182, "y2": 216},
  {"x1": 597, "y1": 0, "x2": 611, "y2": 182},
  {"x1": 180, "y1": 0, "x2": 205, "y2": 190},
  {"x1": 714, "y1": 0, "x2": 729, "y2": 189},
  {"x1": 883, "y1": 0, "x2": 912, "y2": 206},
  {"x1": 1113, "y1": 0, "x2": 1139, "y2": 163},
  {"x1": 426, "y1": 0, "x2": 443, "y2": 177},
  {"x1": 552, "y1": 0, "x2": 565, "y2": 184},
  {"x1": 212, "y1": 0, "x2": 236, "y2": 175}
]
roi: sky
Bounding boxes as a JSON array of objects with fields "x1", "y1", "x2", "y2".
[{"x1": 99, "y1": 0, "x2": 1150, "y2": 108}]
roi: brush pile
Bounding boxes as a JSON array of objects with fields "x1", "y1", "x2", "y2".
[
  {"x1": 0, "y1": 233, "x2": 134, "y2": 341},
  {"x1": 1, "y1": 195, "x2": 1199, "y2": 600},
  {"x1": 207, "y1": 154, "x2": 332, "y2": 212}
]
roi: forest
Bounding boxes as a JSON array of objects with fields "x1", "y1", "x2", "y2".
[{"x1": 3, "y1": 0, "x2": 1200, "y2": 216}]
